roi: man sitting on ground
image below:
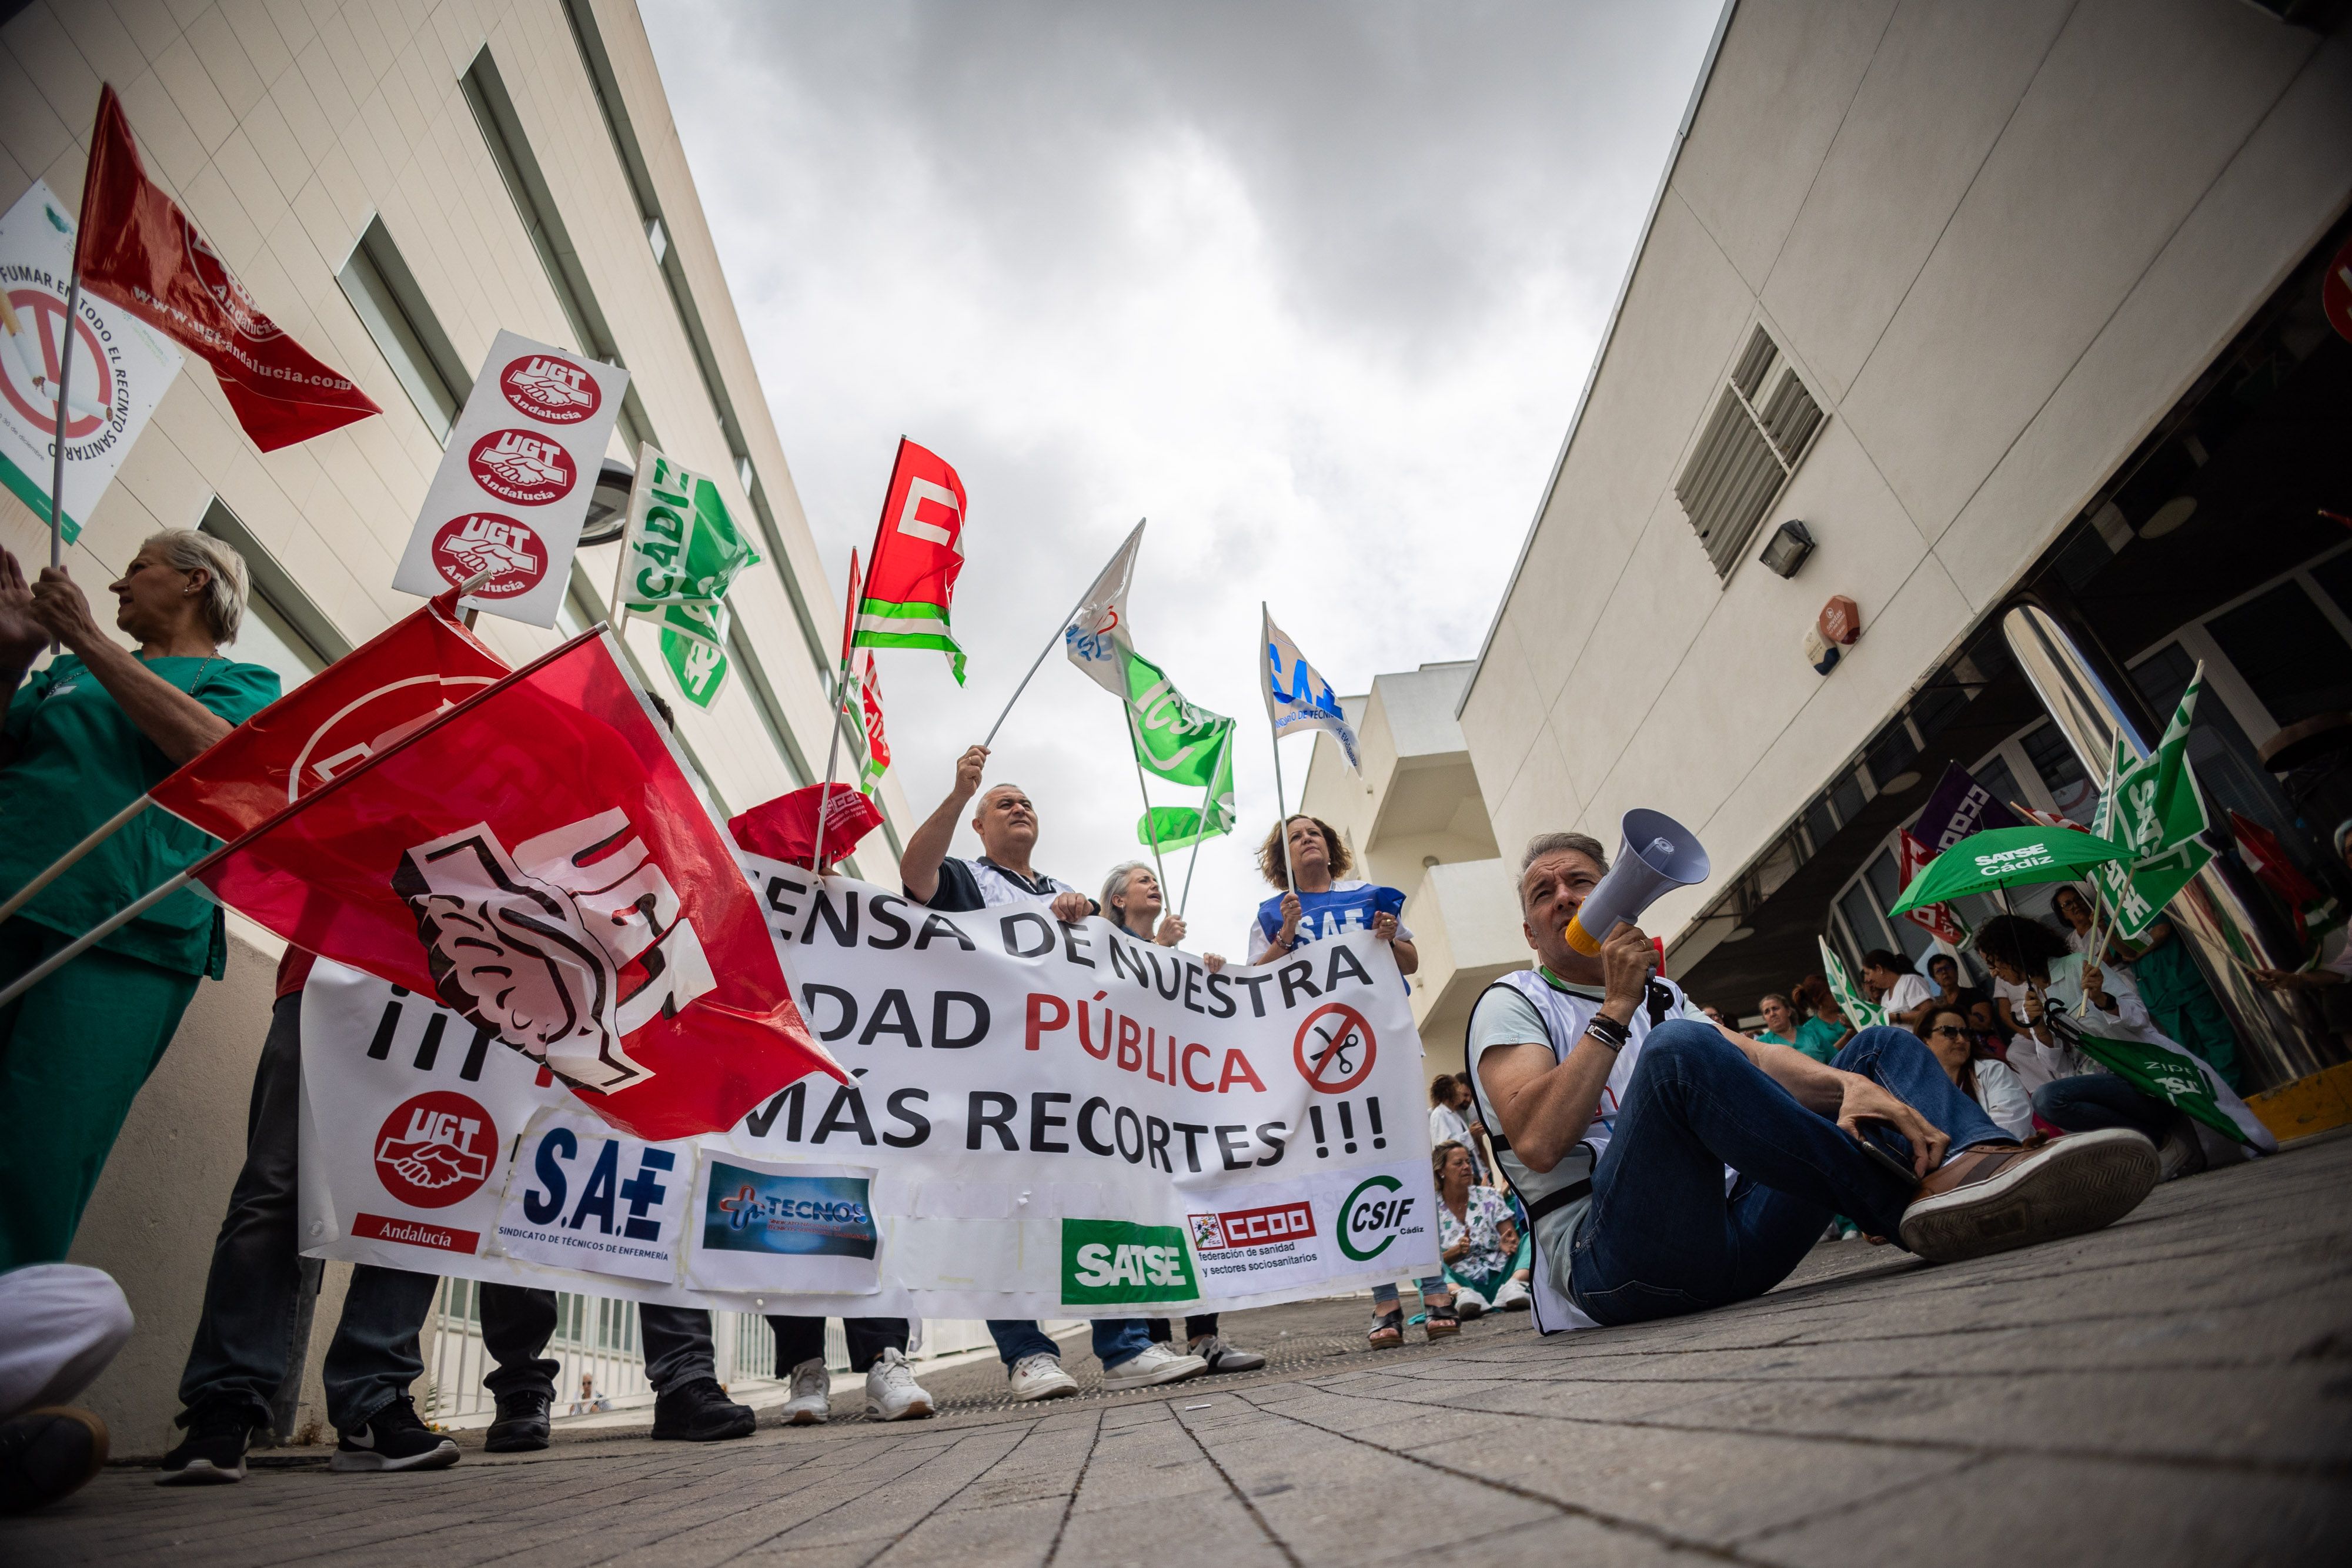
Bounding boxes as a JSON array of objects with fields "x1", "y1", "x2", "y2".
[
  {"x1": 1465, "y1": 833, "x2": 2161, "y2": 1333},
  {"x1": 900, "y1": 745, "x2": 1207, "y2": 1399}
]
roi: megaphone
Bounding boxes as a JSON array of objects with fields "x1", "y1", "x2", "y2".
[{"x1": 1561, "y1": 808, "x2": 1710, "y2": 957}]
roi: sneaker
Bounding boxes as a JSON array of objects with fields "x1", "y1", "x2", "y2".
[
  {"x1": 4, "y1": 1407, "x2": 109, "y2": 1512},
  {"x1": 779, "y1": 1357, "x2": 831, "y2": 1426},
  {"x1": 483, "y1": 1388, "x2": 551, "y2": 1453},
  {"x1": 1007, "y1": 1353, "x2": 1078, "y2": 1402},
  {"x1": 156, "y1": 1406, "x2": 250, "y2": 1486},
  {"x1": 1491, "y1": 1278, "x2": 1532, "y2": 1313},
  {"x1": 2156, "y1": 1115, "x2": 2209, "y2": 1182},
  {"x1": 864, "y1": 1348, "x2": 934, "y2": 1420},
  {"x1": 1898, "y1": 1129, "x2": 2159, "y2": 1264},
  {"x1": 1188, "y1": 1333, "x2": 1266, "y2": 1372},
  {"x1": 1452, "y1": 1290, "x2": 1488, "y2": 1320},
  {"x1": 650, "y1": 1378, "x2": 756, "y2": 1442},
  {"x1": 329, "y1": 1398, "x2": 459, "y2": 1473},
  {"x1": 1100, "y1": 1343, "x2": 1208, "y2": 1392}
]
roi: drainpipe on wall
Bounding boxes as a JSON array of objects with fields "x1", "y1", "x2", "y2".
[{"x1": 2000, "y1": 596, "x2": 2339, "y2": 1091}]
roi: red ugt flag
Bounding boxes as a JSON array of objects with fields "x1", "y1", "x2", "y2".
[
  {"x1": 192, "y1": 630, "x2": 840, "y2": 1139},
  {"x1": 75, "y1": 85, "x2": 380, "y2": 451},
  {"x1": 150, "y1": 589, "x2": 506, "y2": 839}
]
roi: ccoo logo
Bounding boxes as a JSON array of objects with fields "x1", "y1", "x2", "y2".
[
  {"x1": 500, "y1": 353, "x2": 600, "y2": 424},
  {"x1": 429, "y1": 513, "x2": 543, "y2": 597},
  {"x1": 374, "y1": 1089, "x2": 497, "y2": 1209},
  {"x1": 467, "y1": 428, "x2": 576, "y2": 504}
]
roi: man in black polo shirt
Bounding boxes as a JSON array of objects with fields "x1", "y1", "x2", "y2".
[{"x1": 901, "y1": 744, "x2": 1207, "y2": 1400}]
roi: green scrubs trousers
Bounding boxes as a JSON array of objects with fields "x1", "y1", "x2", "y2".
[{"x1": 0, "y1": 918, "x2": 199, "y2": 1268}]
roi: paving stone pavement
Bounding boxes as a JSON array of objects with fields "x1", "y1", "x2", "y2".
[{"x1": 9, "y1": 1131, "x2": 2350, "y2": 1567}]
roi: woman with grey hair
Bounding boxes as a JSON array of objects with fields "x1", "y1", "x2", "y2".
[
  {"x1": 0, "y1": 531, "x2": 280, "y2": 1268},
  {"x1": 1101, "y1": 861, "x2": 1262, "y2": 1372}
]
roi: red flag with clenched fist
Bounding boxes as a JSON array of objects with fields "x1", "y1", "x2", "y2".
[
  {"x1": 188, "y1": 628, "x2": 840, "y2": 1139},
  {"x1": 75, "y1": 85, "x2": 380, "y2": 450},
  {"x1": 149, "y1": 587, "x2": 507, "y2": 839}
]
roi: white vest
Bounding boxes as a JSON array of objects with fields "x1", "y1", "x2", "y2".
[
  {"x1": 1465, "y1": 969, "x2": 1734, "y2": 1334},
  {"x1": 970, "y1": 858, "x2": 1076, "y2": 908}
]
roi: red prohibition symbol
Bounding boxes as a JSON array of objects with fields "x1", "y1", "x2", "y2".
[{"x1": 1293, "y1": 1002, "x2": 1376, "y2": 1094}]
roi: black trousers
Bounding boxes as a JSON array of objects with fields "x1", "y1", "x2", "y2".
[
  {"x1": 766, "y1": 1316, "x2": 909, "y2": 1373},
  {"x1": 1145, "y1": 1315, "x2": 1219, "y2": 1343}
]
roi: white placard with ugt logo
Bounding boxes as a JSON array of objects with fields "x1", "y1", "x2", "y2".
[{"x1": 391, "y1": 329, "x2": 627, "y2": 628}]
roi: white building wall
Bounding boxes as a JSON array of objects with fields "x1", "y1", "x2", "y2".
[{"x1": 1461, "y1": 0, "x2": 2352, "y2": 948}]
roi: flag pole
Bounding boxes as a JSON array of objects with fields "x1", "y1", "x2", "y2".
[
  {"x1": 1178, "y1": 764, "x2": 1213, "y2": 919},
  {"x1": 809, "y1": 656, "x2": 854, "y2": 875},
  {"x1": 2079, "y1": 722, "x2": 2126, "y2": 1015},
  {"x1": 1122, "y1": 707, "x2": 1168, "y2": 897},
  {"x1": 0, "y1": 794, "x2": 155, "y2": 926},
  {"x1": 0, "y1": 870, "x2": 192, "y2": 1011},
  {"x1": 47, "y1": 274, "x2": 78, "y2": 571},
  {"x1": 1262, "y1": 601, "x2": 1297, "y2": 894},
  {"x1": 606, "y1": 527, "x2": 633, "y2": 637},
  {"x1": 983, "y1": 580, "x2": 1095, "y2": 750}
]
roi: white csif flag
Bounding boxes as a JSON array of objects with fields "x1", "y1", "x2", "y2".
[
  {"x1": 1061, "y1": 519, "x2": 1146, "y2": 697},
  {"x1": 1262, "y1": 607, "x2": 1359, "y2": 771}
]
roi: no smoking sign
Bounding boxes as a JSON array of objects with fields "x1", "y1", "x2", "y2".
[{"x1": 1292, "y1": 1002, "x2": 1375, "y2": 1094}]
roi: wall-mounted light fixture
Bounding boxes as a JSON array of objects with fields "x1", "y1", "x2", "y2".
[{"x1": 1758, "y1": 519, "x2": 1816, "y2": 579}]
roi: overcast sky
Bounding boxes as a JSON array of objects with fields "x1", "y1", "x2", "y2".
[{"x1": 642, "y1": 1, "x2": 1720, "y2": 953}]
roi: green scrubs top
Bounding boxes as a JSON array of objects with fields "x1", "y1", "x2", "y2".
[
  {"x1": 0, "y1": 653, "x2": 280, "y2": 978},
  {"x1": 1793, "y1": 1015, "x2": 1846, "y2": 1064}
]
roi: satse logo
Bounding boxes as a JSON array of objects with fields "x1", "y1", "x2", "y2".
[
  {"x1": 430, "y1": 514, "x2": 542, "y2": 597},
  {"x1": 468, "y1": 429, "x2": 576, "y2": 504},
  {"x1": 500, "y1": 353, "x2": 600, "y2": 423},
  {"x1": 1337, "y1": 1174, "x2": 1423, "y2": 1262},
  {"x1": 1061, "y1": 1219, "x2": 1197, "y2": 1305},
  {"x1": 374, "y1": 1089, "x2": 497, "y2": 1209},
  {"x1": 393, "y1": 808, "x2": 717, "y2": 1094}
]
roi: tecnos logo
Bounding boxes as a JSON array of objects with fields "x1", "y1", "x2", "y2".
[
  {"x1": 430, "y1": 513, "x2": 543, "y2": 597},
  {"x1": 500, "y1": 353, "x2": 601, "y2": 423},
  {"x1": 468, "y1": 428, "x2": 576, "y2": 504},
  {"x1": 373, "y1": 1089, "x2": 497, "y2": 1209},
  {"x1": 1337, "y1": 1174, "x2": 1421, "y2": 1262},
  {"x1": 1061, "y1": 1219, "x2": 1197, "y2": 1306}
]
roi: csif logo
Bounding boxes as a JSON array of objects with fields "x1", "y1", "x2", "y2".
[
  {"x1": 1336, "y1": 1174, "x2": 1424, "y2": 1262},
  {"x1": 1061, "y1": 1219, "x2": 1198, "y2": 1306}
]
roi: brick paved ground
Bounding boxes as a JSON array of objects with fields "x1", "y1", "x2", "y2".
[{"x1": 9, "y1": 1131, "x2": 2350, "y2": 1567}]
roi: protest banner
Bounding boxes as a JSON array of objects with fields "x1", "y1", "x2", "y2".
[
  {"x1": 298, "y1": 871, "x2": 1438, "y2": 1320},
  {"x1": 391, "y1": 329, "x2": 627, "y2": 627},
  {"x1": 0, "y1": 180, "x2": 182, "y2": 544}
]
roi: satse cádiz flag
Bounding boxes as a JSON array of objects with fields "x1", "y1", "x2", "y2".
[
  {"x1": 191, "y1": 629, "x2": 840, "y2": 1140},
  {"x1": 75, "y1": 85, "x2": 380, "y2": 450},
  {"x1": 852, "y1": 439, "x2": 968, "y2": 683}
]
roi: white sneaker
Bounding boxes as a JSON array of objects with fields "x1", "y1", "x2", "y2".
[
  {"x1": 1100, "y1": 1342, "x2": 1208, "y2": 1392},
  {"x1": 864, "y1": 1347, "x2": 934, "y2": 1421},
  {"x1": 1008, "y1": 1353, "x2": 1078, "y2": 1402},
  {"x1": 1492, "y1": 1277, "x2": 1532, "y2": 1312},
  {"x1": 1452, "y1": 1289, "x2": 1488, "y2": 1320},
  {"x1": 779, "y1": 1356, "x2": 830, "y2": 1425}
]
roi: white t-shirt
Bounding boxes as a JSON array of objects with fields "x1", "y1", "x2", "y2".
[{"x1": 1882, "y1": 972, "x2": 1933, "y2": 1021}]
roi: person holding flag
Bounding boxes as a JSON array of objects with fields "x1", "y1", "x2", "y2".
[{"x1": 0, "y1": 535, "x2": 279, "y2": 1269}]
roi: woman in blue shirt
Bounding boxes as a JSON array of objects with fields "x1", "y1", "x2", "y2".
[{"x1": 0, "y1": 534, "x2": 279, "y2": 1266}]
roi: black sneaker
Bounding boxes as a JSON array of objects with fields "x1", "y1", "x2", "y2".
[
  {"x1": 329, "y1": 1398, "x2": 459, "y2": 1473},
  {"x1": 4, "y1": 1407, "x2": 109, "y2": 1512},
  {"x1": 650, "y1": 1378, "x2": 755, "y2": 1442},
  {"x1": 156, "y1": 1406, "x2": 252, "y2": 1487},
  {"x1": 484, "y1": 1389, "x2": 552, "y2": 1453}
]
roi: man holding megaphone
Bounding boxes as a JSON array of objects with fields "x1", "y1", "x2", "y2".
[{"x1": 1464, "y1": 824, "x2": 2160, "y2": 1335}]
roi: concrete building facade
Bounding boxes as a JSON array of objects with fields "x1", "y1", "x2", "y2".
[
  {"x1": 1454, "y1": 0, "x2": 2352, "y2": 1090},
  {"x1": 0, "y1": 0, "x2": 911, "y2": 1450}
]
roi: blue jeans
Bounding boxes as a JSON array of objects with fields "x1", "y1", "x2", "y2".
[
  {"x1": 2033, "y1": 1073, "x2": 2172, "y2": 1140},
  {"x1": 1568, "y1": 1024, "x2": 2010, "y2": 1328},
  {"x1": 1370, "y1": 1278, "x2": 1447, "y2": 1310},
  {"x1": 988, "y1": 1318, "x2": 1152, "y2": 1369}
]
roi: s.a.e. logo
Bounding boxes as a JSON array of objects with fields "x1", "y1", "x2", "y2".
[
  {"x1": 1061, "y1": 1219, "x2": 1198, "y2": 1306},
  {"x1": 500, "y1": 353, "x2": 600, "y2": 424},
  {"x1": 468, "y1": 428, "x2": 576, "y2": 504},
  {"x1": 374, "y1": 1090, "x2": 497, "y2": 1209},
  {"x1": 1336, "y1": 1174, "x2": 1424, "y2": 1262}
]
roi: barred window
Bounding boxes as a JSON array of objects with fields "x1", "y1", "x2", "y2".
[{"x1": 1675, "y1": 326, "x2": 1826, "y2": 580}]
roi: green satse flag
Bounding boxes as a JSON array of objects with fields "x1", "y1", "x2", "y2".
[
  {"x1": 2089, "y1": 668, "x2": 2214, "y2": 940},
  {"x1": 623, "y1": 449, "x2": 760, "y2": 709},
  {"x1": 654, "y1": 599, "x2": 730, "y2": 710},
  {"x1": 2069, "y1": 1030, "x2": 2267, "y2": 1147},
  {"x1": 1818, "y1": 936, "x2": 1886, "y2": 1029},
  {"x1": 1122, "y1": 646, "x2": 1232, "y2": 787},
  {"x1": 1138, "y1": 728, "x2": 1235, "y2": 851}
]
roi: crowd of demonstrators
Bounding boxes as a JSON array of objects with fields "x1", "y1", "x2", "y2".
[
  {"x1": 1432, "y1": 1142, "x2": 1531, "y2": 1314},
  {"x1": 2047, "y1": 884, "x2": 2240, "y2": 1084},
  {"x1": 1429, "y1": 1074, "x2": 1491, "y2": 1181}
]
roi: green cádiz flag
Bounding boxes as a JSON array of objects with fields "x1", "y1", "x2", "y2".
[
  {"x1": 2089, "y1": 666, "x2": 2214, "y2": 939},
  {"x1": 2069, "y1": 1028, "x2": 2273, "y2": 1148},
  {"x1": 1138, "y1": 727, "x2": 1235, "y2": 850},
  {"x1": 623, "y1": 446, "x2": 760, "y2": 708},
  {"x1": 1122, "y1": 646, "x2": 1232, "y2": 787},
  {"x1": 1818, "y1": 936, "x2": 1886, "y2": 1029}
]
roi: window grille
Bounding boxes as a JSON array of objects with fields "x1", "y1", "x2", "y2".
[{"x1": 1675, "y1": 326, "x2": 1826, "y2": 580}]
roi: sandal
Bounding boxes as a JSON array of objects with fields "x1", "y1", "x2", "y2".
[
  {"x1": 1367, "y1": 1308, "x2": 1404, "y2": 1349},
  {"x1": 1424, "y1": 1299, "x2": 1461, "y2": 1340}
]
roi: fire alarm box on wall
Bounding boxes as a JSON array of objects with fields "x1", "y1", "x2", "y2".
[{"x1": 1806, "y1": 595, "x2": 1860, "y2": 676}]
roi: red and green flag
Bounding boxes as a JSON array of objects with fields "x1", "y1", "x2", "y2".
[{"x1": 853, "y1": 438, "x2": 968, "y2": 684}]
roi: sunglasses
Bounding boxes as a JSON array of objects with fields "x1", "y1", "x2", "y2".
[{"x1": 1927, "y1": 1024, "x2": 1969, "y2": 1039}]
